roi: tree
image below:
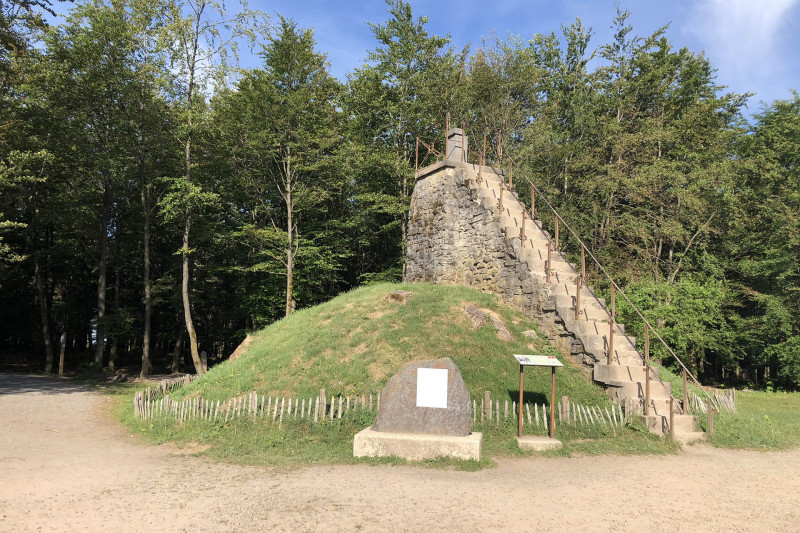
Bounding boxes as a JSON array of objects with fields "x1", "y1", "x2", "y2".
[
  {"x1": 345, "y1": 0, "x2": 461, "y2": 278},
  {"x1": 215, "y1": 17, "x2": 341, "y2": 318},
  {"x1": 163, "y1": 0, "x2": 266, "y2": 374}
]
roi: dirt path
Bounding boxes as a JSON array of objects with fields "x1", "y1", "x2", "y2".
[{"x1": 1, "y1": 374, "x2": 798, "y2": 532}]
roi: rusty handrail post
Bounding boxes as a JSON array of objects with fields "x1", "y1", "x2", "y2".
[
  {"x1": 546, "y1": 240, "x2": 552, "y2": 284},
  {"x1": 478, "y1": 154, "x2": 483, "y2": 184},
  {"x1": 518, "y1": 364, "x2": 524, "y2": 438},
  {"x1": 581, "y1": 245, "x2": 586, "y2": 281},
  {"x1": 669, "y1": 397, "x2": 675, "y2": 440},
  {"x1": 707, "y1": 398, "x2": 714, "y2": 439},
  {"x1": 608, "y1": 284, "x2": 616, "y2": 365},
  {"x1": 497, "y1": 130, "x2": 502, "y2": 167},
  {"x1": 509, "y1": 159, "x2": 513, "y2": 189},
  {"x1": 531, "y1": 185, "x2": 536, "y2": 220},
  {"x1": 555, "y1": 217, "x2": 560, "y2": 249},
  {"x1": 520, "y1": 208, "x2": 527, "y2": 247},
  {"x1": 645, "y1": 324, "x2": 651, "y2": 415},
  {"x1": 482, "y1": 127, "x2": 487, "y2": 165},
  {"x1": 575, "y1": 274, "x2": 582, "y2": 320},
  {"x1": 682, "y1": 369, "x2": 689, "y2": 415},
  {"x1": 498, "y1": 180, "x2": 504, "y2": 214},
  {"x1": 444, "y1": 115, "x2": 448, "y2": 161},
  {"x1": 415, "y1": 137, "x2": 419, "y2": 178}
]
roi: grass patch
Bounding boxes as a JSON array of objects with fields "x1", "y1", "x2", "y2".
[
  {"x1": 117, "y1": 282, "x2": 681, "y2": 468},
  {"x1": 702, "y1": 390, "x2": 800, "y2": 450}
]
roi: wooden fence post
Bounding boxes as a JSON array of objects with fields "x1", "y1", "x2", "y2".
[{"x1": 484, "y1": 391, "x2": 491, "y2": 420}]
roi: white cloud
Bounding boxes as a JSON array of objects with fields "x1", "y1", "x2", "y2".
[{"x1": 688, "y1": 0, "x2": 799, "y2": 79}]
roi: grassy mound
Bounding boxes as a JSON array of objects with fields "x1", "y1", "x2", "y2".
[
  {"x1": 121, "y1": 283, "x2": 677, "y2": 466},
  {"x1": 178, "y1": 282, "x2": 605, "y2": 404}
]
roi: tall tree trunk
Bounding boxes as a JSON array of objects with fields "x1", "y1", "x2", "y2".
[
  {"x1": 285, "y1": 163, "x2": 294, "y2": 317},
  {"x1": 34, "y1": 252, "x2": 54, "y2": 373},
  {"x1": 140, "y1": 199, "x2": 152, "y2": 379},
  {"x1": 171, "y1": 328, "x2": 183, "y2": 374},
  {"x1": 94, "y1": 183, "x2": 113, "y2": 368},
  {"x1": 108, "y1": 261, "x2": 120, "y2": 372},
  {"x1": 180, "y1": 22, "x2": 204, "y2": 375},
  {"x1": 182, "y1": 213, "x2": 204, "y2": 374}
]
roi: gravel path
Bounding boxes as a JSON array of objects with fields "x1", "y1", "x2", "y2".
[{"x1": 1, "y1": 373, "x2": 798, "y2": 532}]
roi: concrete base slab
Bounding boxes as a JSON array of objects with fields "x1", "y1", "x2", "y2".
[
  {"x1": 517, "y1": 436, "x2": 562, "y2": 451},
  {"x1": 353, "y1": 427, "x2": 482, "y2": 461}
]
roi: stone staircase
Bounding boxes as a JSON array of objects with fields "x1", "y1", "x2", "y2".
[{"x1": 467, "y1": 166, "x2": 704, "y2": 443}]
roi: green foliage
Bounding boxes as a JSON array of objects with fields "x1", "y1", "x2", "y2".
[{"x1": 614, "y1": 277, "x2": 734, "y2": 374}]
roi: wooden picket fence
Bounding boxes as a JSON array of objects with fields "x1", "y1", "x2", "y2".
[
  {"x1": 134, "y1": 383, "x2": 627, "y2": 430},
  {"x1": 473, "y1": 395, "x2": 628, "y2": 429},
  {"x1": 692, "y1": 388, "x2": 736, "y2": 413},
  {"x1": 134, "y1": 388, "x2": 380, "y2": 425}
]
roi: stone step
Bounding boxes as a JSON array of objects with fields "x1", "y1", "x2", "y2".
[
  {"x1": 548, "y1": 282, "x2": 602, "y2": 299},
  {"x1": 674, "y1": 431, "x2": 706, "y2": 444},
  {"x1": 642, "y1": 413, "x2": 697, "y2": 435},
  {"x1": 606, "y1": 380, "x2": 672, "y2": 400},
  {"x1": 520, "y1": 247, "x2": 570, "y2": 267},
  {"x1": 551, "y1": 294, "x2": 607, "y2": 312},
  {"x1": 594, "y1": 364, "x2": 649, "y2": 383}
]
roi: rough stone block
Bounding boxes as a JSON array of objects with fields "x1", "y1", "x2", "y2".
[{"x1": 372, "y1": 357, "x2": 473, "y2": 436}]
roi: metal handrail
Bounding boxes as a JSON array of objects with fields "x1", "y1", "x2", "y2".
[{"x1": 413, "y1": 122, "x2": 718, "y2": 415}]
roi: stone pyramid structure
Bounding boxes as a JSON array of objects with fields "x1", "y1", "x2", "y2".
[{"x1": 405, "y1": 129, "x2": 704, "y2": 443}]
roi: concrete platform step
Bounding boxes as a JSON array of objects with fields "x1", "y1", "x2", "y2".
[
  {"x1": 551, "y1": 295, "x2": 607, "y2": 312},
  {"x1": 674, "y1": 431, "x2": 706, "y2": 445},
  {"x1": 606, "y1": 380, "x2": 672, "y2": 400},
  {"x1": 642, "y1": 413, "x2": 697, "y2": 435},
  {"x1": 594, "y1": 364, "x2": 649, "y2": 383}
]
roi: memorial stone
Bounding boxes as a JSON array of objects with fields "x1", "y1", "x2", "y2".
[{"x1": 372, "y1": 357, "x2": 473, "y2": 437}]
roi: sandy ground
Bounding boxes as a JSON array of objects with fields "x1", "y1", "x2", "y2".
[{"x1": 1, "y1": 374, "x2": 798, "y2": 533}]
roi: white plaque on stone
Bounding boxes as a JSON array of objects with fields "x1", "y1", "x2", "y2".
[{"x1": 416, "y1": 368, "x2": 448, "y2": 409}]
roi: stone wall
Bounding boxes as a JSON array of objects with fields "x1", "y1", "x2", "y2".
[{"x1": 404, "y1": 161, "x2": 547, "y2": 317}]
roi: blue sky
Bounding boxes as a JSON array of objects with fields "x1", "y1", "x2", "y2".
[
  {"x1": 48, "y1": 0, "x2": 800, "y2": 115},
  {"x1": 251, "y1": 0, "x2": 800, "y2": 115}
]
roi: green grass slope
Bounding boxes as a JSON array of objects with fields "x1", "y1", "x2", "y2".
[
  {"x1": 122, "y1": 283, "x2": 677, "y2": 466},
  {"x1": 178, "y1": 282, "x2": 604, "y2": 405}
]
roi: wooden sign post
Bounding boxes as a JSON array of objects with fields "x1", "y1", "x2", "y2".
[{"x1": 514, "y1": 354, "x2": 563, "y2": 441}]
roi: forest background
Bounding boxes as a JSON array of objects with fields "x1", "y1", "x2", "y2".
[{"x1": 1, "y1": 0, "x2": 798, "y2": 389}]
